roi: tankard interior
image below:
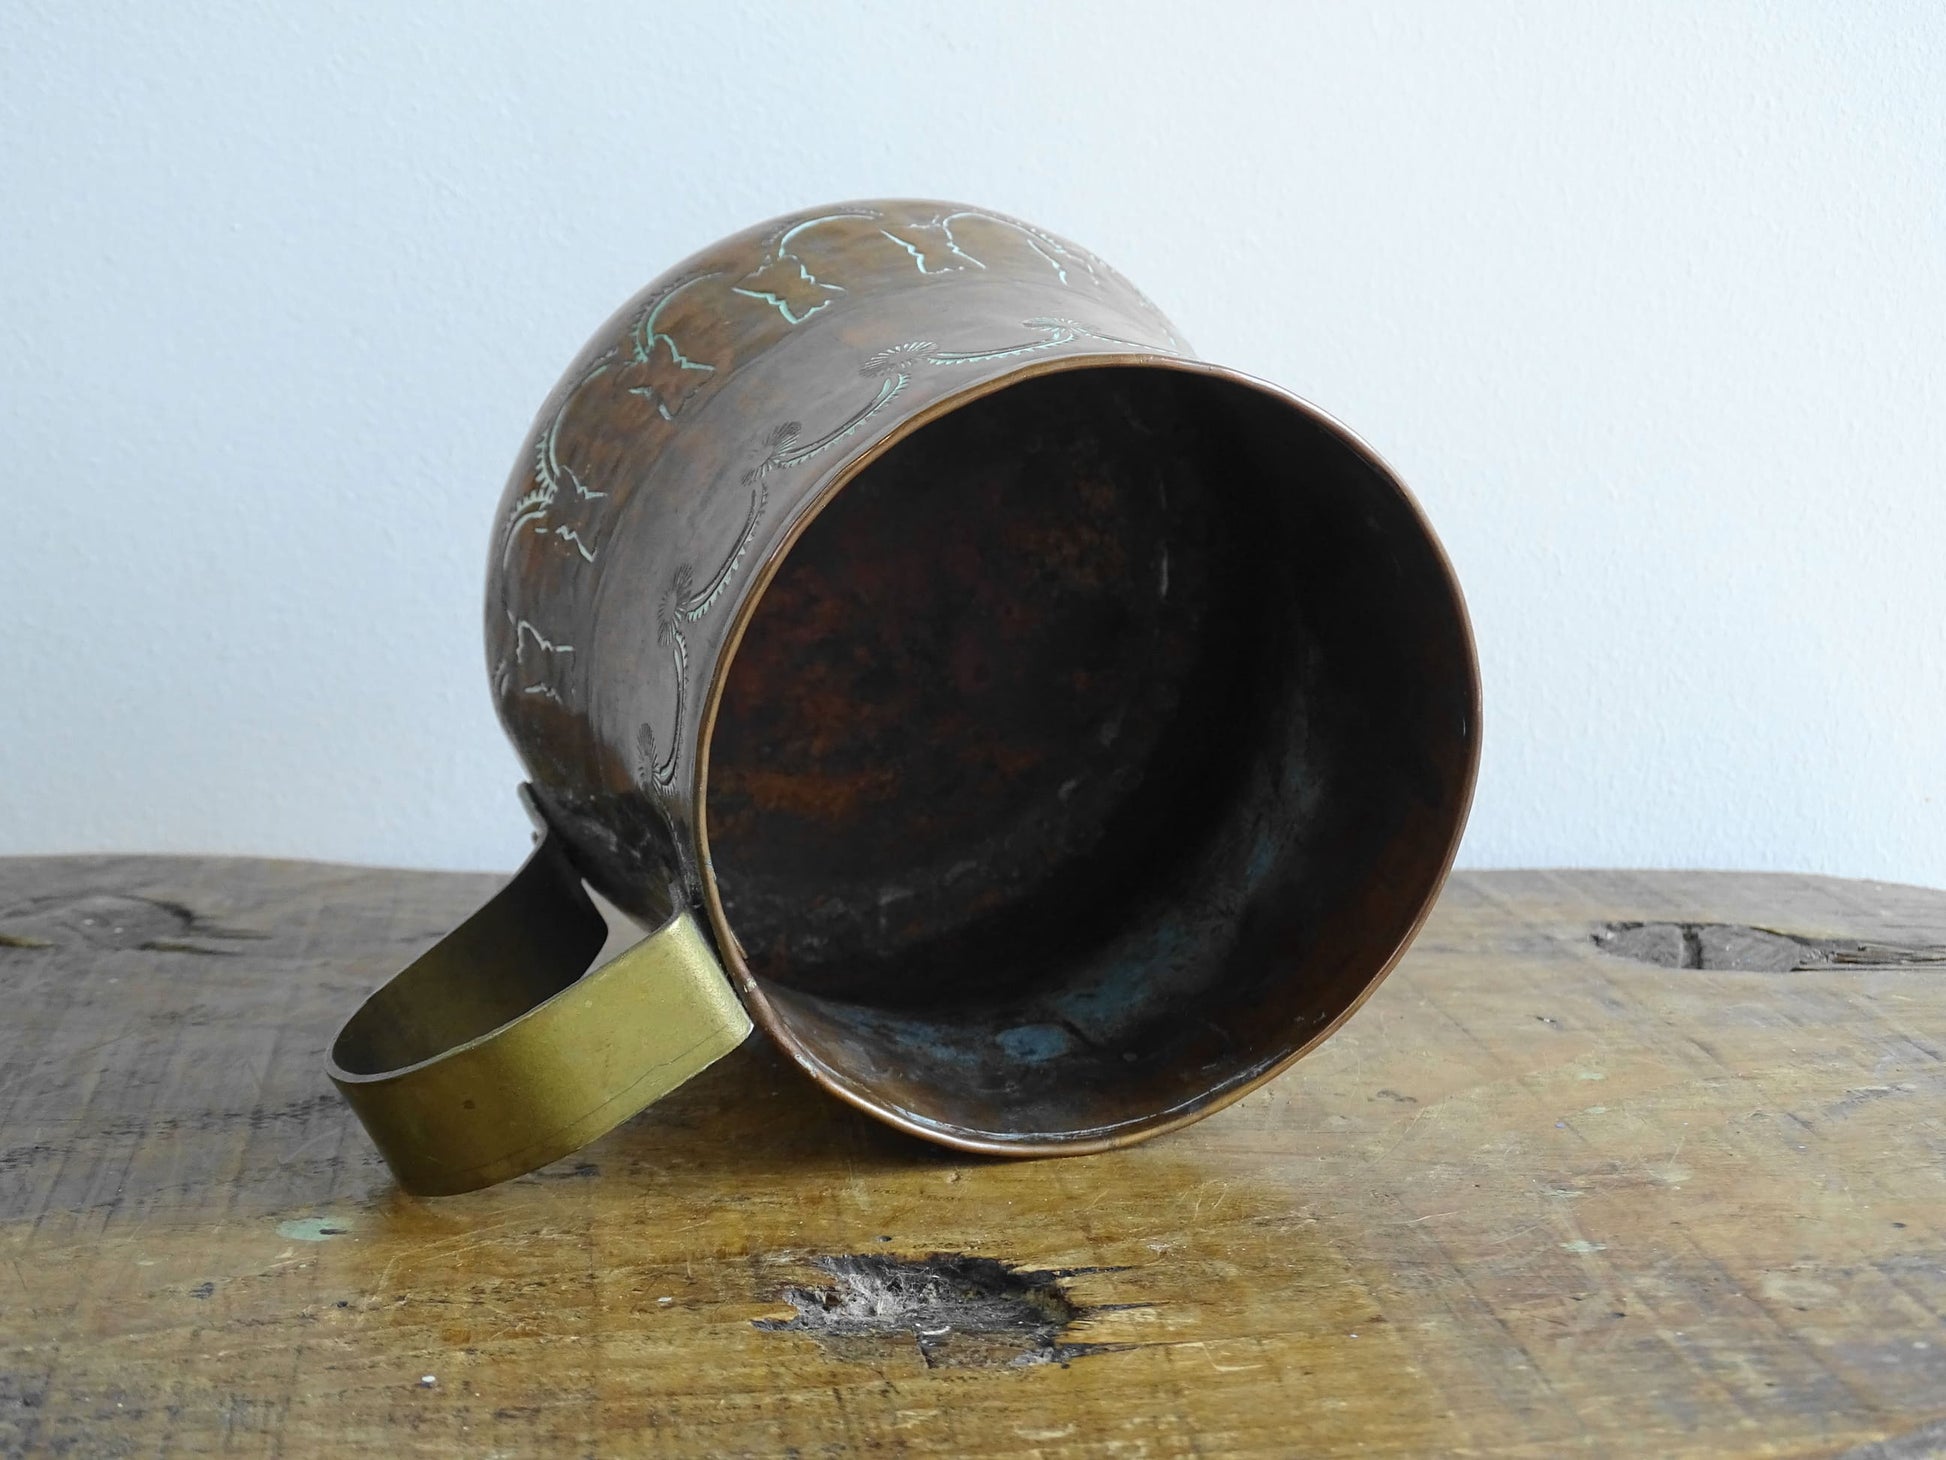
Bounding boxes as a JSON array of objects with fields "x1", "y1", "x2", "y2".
[{"x1": 701, "y1": 362, "x2": 1476, "y2": 1148}]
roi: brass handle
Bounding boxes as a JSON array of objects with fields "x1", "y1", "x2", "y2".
[{"x1": 327, "y1": 797, "x2": 751, "y2": 1196}]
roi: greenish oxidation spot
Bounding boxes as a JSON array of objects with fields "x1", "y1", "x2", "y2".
[
  {"x1": 1562, "y1": 1240, "x2": 1608, "y2": 1254},
  {"x1": 996, "y1": 1024, "x2": 1073, "y2": 1063},
  {"x1": 1242, "y1": 827, "x2": 1282, "y2": 887},
  {"x1": 278, "y1": 1217, "x2": 354, "y2": 1242},
  {"x1": 1050, "y1": 914, "x2": 1201, "y2": 1031}
]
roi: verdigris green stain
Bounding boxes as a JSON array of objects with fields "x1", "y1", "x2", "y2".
[
  {"x1": 277, "y1": 1216, "x2": 353, "y2": 1242},
  {"x1": 996, "y1": 1023, "x2": 1073, "y2": 1063}
]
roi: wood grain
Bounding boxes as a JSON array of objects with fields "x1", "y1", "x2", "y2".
[{"x1": 1, "y1": 858, "x2": 1942, "y2": 1457}]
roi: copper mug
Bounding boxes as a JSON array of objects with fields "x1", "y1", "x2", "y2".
[{"x1": 328, "y1": 200, "x2": 1480, "y2": 1195}]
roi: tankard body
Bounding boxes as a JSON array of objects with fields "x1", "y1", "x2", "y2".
[{"x1": 331, "y1": 199, "x2": 1480, "y2": 1193}]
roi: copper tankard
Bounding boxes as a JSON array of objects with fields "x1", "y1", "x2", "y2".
[{"x1": 328, "y1": 200, "x2": 1481, "y2": 1194}]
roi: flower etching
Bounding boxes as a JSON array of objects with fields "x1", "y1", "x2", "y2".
[
  {"x1": 503, "y1": 372, "x2": 611, "y2": 569},
  {"x1": 613, "y1": 331, "x2": 714, "y2": 422},
  {"x1": 733, "y1": 253, "x2": 844, "y2": 325},
  {"x1": 861, "y1": 342, "x2": 937, "y2": 378},
  {"x1": 878, "y1": 219, "x2": 987, "y2": 275}
]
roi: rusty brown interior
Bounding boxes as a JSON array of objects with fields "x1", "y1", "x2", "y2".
[{"x1": 704, "y1": 364, "x2": 1476, "y2": 1146}]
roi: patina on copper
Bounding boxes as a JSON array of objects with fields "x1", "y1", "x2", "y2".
[{"x1": 471, "y1": 198, "x2": 1479, "y2": 1158}]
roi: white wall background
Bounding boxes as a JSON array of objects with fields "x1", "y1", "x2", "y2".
[{"x1": 3, "y1": 2, "x2": 1941, "y2": 884}]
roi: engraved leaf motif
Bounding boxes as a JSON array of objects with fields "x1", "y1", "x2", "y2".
[
  {"x1": 733, "y1": 254, "x2": 843, "y2": 325},
  {"x1": 878, "y1": 221, "x2": 985, "y2": 275},
  {"x1": 861, "y1": 342, "x2": 936, "y2": 378},
  {"x1": 613, "y1": 333, "x2": 714, "y2": 421}
]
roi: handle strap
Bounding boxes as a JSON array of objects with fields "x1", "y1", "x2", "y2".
[{"x1": 327, "y1": 809, "x2": 751, "y2": 1196}]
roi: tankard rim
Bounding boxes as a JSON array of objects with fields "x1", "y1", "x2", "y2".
[{"x1": 692, "y1": 348, "x2": 1483, "y2": 1156}]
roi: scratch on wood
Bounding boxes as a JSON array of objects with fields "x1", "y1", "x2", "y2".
[
  {"x1": 0, "y1": 892, "x2": 268, "y2": 955},
  {"x1": 754, "y1": 1252, "x2": 1137, "y2": 1369},
  {"x1": 1831, "y1": 1416, "x2": 1946, "y2": 1459},
  {"x1": 1593, "y1": 921, "x2": 1946, "y2": 973}
]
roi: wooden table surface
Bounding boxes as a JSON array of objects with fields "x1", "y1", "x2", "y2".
[{"x1": 1, "y1": 857, "x2": 1942, "y2": 1458}]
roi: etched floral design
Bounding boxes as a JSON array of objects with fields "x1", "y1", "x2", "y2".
[
  {"x1": 733, "y1": 253, "x2": 845, "y2": 325},
  {"x1": 855, "y1": 319, "x2": 1170, "y2": 377},
  {"x1": 637, "y1": 452, "x2": 774, "y2": 790},
  {"x1": 860, "y1": 342, "x2": 938, "y2": 378},
  {"x1": 498, "y1": 272, "x2": 728, "y2": 592},
  {"x1": 502, "y1": 368, "x2": 612, "y2": 568},
  {"x1": 546, "y1": 205, "x2": 1183, "y2": 804},
  {"x1": 493, "y1": 612, "x2": 575, "y2": 706},
  {"x1": 747, "y1": 421, "x2": 805, "y2": 480},
  {"x1": 612, "y1": 332, "x2": 714, "y2": 422},
  {"x1": 877, "y1": 217, "x2": 987, "y2": 275}
]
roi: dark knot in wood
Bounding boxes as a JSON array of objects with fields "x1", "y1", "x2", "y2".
[{"x1": 754, "y1": 1252, "x2": 1136, "y2": 1370}]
